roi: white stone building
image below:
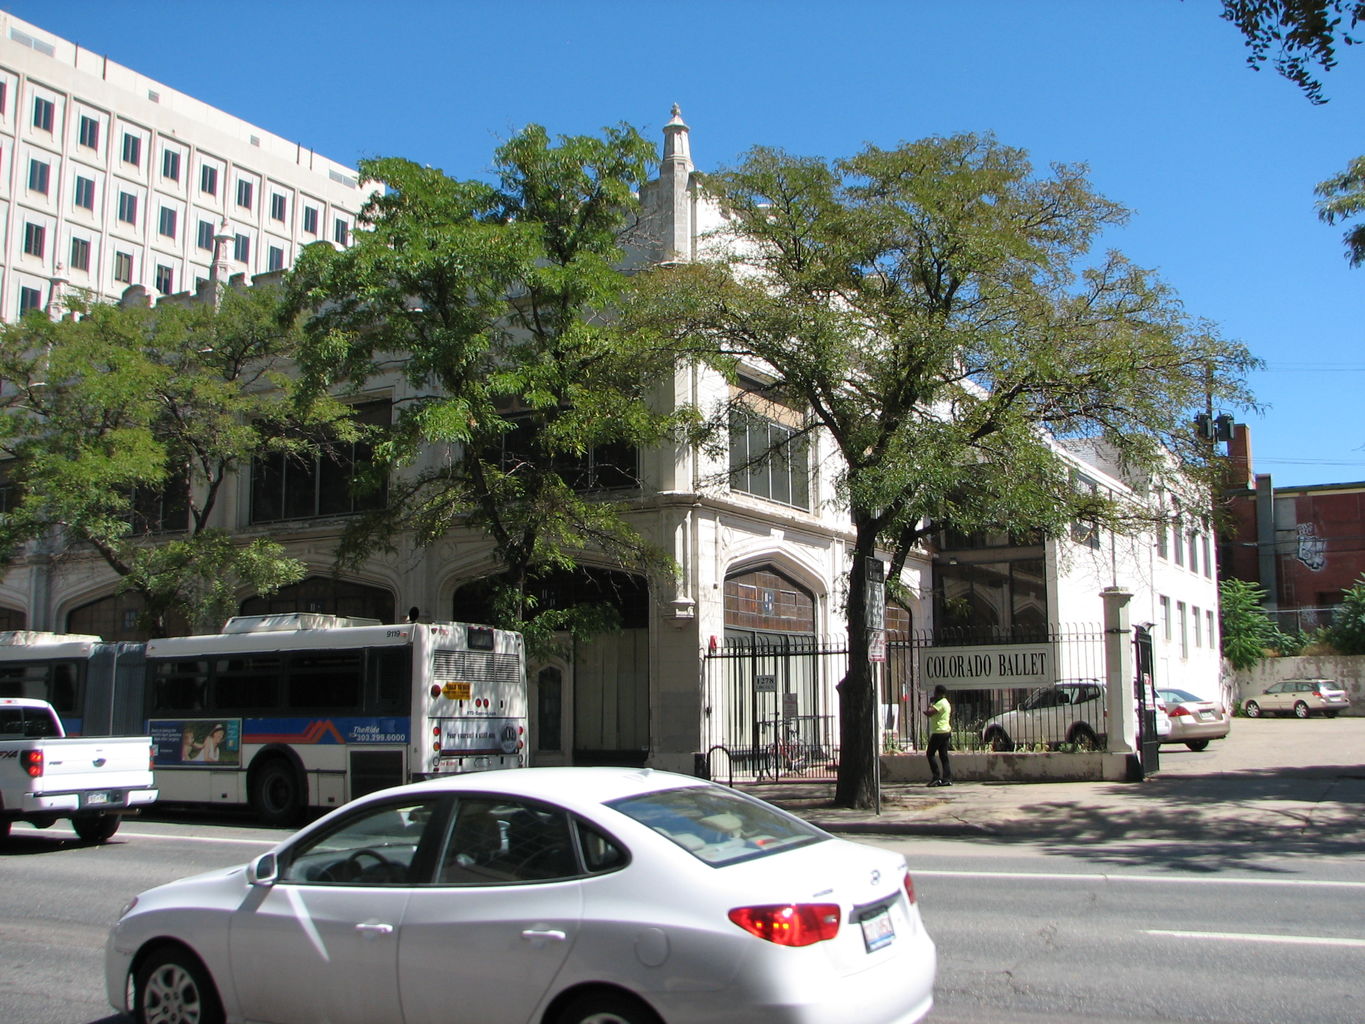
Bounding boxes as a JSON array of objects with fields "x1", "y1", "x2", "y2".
[
  {"x1": 0, "y1": 11, "x2": 362, "y2": 321},
  {"x1": 0, "y1": 95, "x2": 1222, "y2": 773}
]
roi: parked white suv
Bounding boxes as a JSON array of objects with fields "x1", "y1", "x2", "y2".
[{"x1": 981, "y1": 679, "x2": 1108, "y2": 751}]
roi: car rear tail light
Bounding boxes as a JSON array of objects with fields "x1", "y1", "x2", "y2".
[
  {"x1": 21, "y1": 749, "x2": 43, "y2": 778},
  {"x1": 903, "y1": 872, "x2": 917, "y2": 905},
  {"x1": 1168, "y1": 706, "x2": 1192, "y2": 717},
  {"x1": 728, "y1": 903, "x2": 841, "y2": 946}
]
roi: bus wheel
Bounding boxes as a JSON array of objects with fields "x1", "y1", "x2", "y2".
[{"x1": 250, "y1": 758, "x2": 305, "y2": 826}]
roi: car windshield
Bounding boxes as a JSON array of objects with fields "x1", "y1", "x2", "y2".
[{"x1": 607, "y1": 785, "x2": 827, "y2": 867}]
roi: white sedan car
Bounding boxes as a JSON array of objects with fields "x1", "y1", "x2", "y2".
[{"x1": 107, "y1": 767, "x2": 935, "y2": 1024}]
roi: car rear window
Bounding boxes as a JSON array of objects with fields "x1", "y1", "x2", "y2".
[{"x1": 608, "y1": 786, "x2": 827, "y2": 867}]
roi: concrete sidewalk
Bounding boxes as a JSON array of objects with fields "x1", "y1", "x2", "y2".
[{"x1": 742, "y1": 718, "x2": 1365, "y2": 861}]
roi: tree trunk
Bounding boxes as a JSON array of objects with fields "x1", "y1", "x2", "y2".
[{"x1": 834, "y1": 529, "x2": 880, "y2": 810}]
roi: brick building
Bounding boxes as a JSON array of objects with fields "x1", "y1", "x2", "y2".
[{"x1": 1219, "y1": 424, "x2": 1365, "y2": 632}]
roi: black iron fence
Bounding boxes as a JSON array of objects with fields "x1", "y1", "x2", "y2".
[{"x1": 701, "y1": 625, "x2": 1109, "y2": 781}]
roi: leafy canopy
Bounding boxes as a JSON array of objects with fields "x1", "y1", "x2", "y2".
[
  {"x1": 631, "y1": 133, "x2": 1258, "y2": 807},
  {"x1": 288, "y1": 125, "x2": 700, "y2": 649},
  {"x1": 0, "y1": 287, "x2": 351, "y2": 635}
]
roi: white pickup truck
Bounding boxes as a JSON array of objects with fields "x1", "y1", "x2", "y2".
[{"x1": 0, "y1": 697, "x2": 157, "y2": 843}]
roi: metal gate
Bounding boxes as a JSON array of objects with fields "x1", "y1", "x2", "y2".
[
  {"x1": 1133, "y1": 624, "x2": 1161, "y2": 777},
  {"x1": 701, "y1": 634, "x2": 844, "y2": 781}
]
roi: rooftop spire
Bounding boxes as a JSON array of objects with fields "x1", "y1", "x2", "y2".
[{"x1": 662, "y1": 103, "x2": 691, "y2": 167}]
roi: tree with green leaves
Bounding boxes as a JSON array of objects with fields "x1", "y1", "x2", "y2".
[
  {"x1": 286, "y1": 125, "x2": 700, "y2": 652},
  {"x1": 1327, "y1": 573, "x2": 1365, "y2": 653},
  {"x1": 631, "y1": 135, "x2": 1258, "y2": 808},
  {"x1": 0, "y1": 287, "x2": 352, "y2": 636},
  {"x1": 1219, "y1": 577, "x2": 1284, "y2": 668},
  {"x1": 1219, "y1": 1, "x2": 1364, "y2": 104}
]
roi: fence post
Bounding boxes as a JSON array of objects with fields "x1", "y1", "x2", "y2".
[{"x1": 1101, "y1": 587, "x2": 1137, "y2": 758}]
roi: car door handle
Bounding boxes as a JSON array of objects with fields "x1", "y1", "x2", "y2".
[
  {"x1": 521, "y1": 927, "x2": 567, "y2": 944},
  {"x1": 356, "y1": 922, "x2": 395, "y2": 936}
]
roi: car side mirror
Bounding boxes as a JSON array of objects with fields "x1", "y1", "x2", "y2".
[{"x1": 247, "y1": 852, "x2": 278, "y2": 887}]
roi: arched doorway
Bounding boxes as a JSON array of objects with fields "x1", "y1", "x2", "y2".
[
  {"x1": 67, "y1": 592, "x2": 189, "y2": 641},
  {"x1": 451, "y1": 567, "x2": 649, "y2": 766},
  {"x1": 239, "y1": 577, "x2": 395, "y2": 623}
]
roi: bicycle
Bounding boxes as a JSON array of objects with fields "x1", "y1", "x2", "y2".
[{"x1": 767, "y1": 723, "x2": 810, "y2": 777}]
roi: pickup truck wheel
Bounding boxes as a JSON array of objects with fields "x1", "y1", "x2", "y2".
[
  {"x1": 250, "y1": 757, "x2": 305, "y2": 826},
  {"x1": 72, "y1": 813, "x2": 120, "y2": 843},
  {"x1": 0, "y1": 820, "x2": 9, "y2": 842},
  {"x1": 134, "y1": 945, "x2": 224, "y2": 1024}
]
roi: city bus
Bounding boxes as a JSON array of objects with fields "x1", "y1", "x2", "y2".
[
  {"x1": 0, "y1": 614, "x2": 527, "y2": 824},
  {"x1": 0, "y1": 632, "x2": 146, "y2": 736}
]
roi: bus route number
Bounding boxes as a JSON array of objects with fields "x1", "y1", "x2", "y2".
[{"x1": 442, "y1": 681, "x2": 473, "y2": 701}]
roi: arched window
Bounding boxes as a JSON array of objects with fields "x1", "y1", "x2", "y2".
[
  {"x1": 240, "y1": 577, "x2": 395, "y2": 623},
  {"x1": 67, "y1": 593, "x2": 189, "y2": 641}
]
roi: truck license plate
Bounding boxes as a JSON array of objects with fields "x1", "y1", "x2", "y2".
[
  {"x1": 860, "y1": 908, "x2": 895, "y2": 952},
  {"x1": 84, "y1": 791, "x2": 110, "y2": 806}
]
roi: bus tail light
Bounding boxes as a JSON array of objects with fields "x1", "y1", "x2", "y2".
[{"x1": 22, "y1": 749, "x2": 43, "y2": 778}]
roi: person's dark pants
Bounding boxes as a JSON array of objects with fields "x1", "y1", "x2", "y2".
[{"x1": 927, "y1": 732, "x2": 952, "y2": 782}]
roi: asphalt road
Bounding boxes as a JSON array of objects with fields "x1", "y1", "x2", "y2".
[{"x1": 3, "y1": 718, "x2": 1362, "y2": 1024}]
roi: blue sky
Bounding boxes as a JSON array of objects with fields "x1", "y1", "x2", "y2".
[{"x1": 13, "y1": 0, "x2": 1365, "y2": 486}]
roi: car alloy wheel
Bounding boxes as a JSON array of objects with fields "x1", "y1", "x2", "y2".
[
  {"x1": 1244, "y1": 701, "x2": 1261, "y2": 718},
  {"x1": 134, "y1": 946, "x2": 224, "y2": 1024},
  {"x1": 554, "y1": 990, "x2": 661, "y2": 1024},
  {"x1": 1294, "y1": 701, "x2": 1310, "y2": 719}
]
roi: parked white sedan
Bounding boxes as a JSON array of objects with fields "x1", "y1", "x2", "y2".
[{"x1": 107, "y1": 767, "x2": 935, "y2": 1024}]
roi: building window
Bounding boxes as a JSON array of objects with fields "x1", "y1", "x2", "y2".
[
  {"x1": 1177, "y1": 600, "x2": 1188, "y2": 658},
  {"x1": 196, "y1": 219, "x2": 214, "y2": 251},
  {"x1": 234, "y1": 234, "x2": 250, "y2": 263},
  {"x1": 74, "y1": 175, "x2": 96, "y2": 210},
  {"x1": 154, "y1": 264, "x2": 173, "y2": 295},
  {"x1": 26, "y1": 158, "x2": 49, "y2": 194},
  {"x1": 270, "y1": 193, "x2": 286, "y2": 221},
  {"x1": 333, "y1": 217, "x2": 349, "y2": 245},
  {"x1": 158, "y1": 206, "x2": 177, "y2": 238},
  {"x1": 1160, "y1": 595, "x2": 1171, "y2": 642},
  {"x1": 18, "y1": 286, "x2": 43, "y2": 315},
  {"x1": 303, "y1": 206, "x2": 319, "y2": 235},
  {"x1": 251, "y1": 400, "x2": 390, "y2": 523},
  {"x1": 1207, "y1": 609, "x2": 1215, "y2": 648},
  {"x1": 69, "y1": 236, "x2": 91, "y2": 271},
  {"x1": 1188, "y1": 531, "x2": 1199, "y2": 574},
  {"x1": 1171, "y1": 515, "x2": 1183, "y2": 566},
  {"x1": 0, "y1": 82, "x2": 7, "y2": 116},
  {"x1": 162, "y1": 149, "x2": 180, "y2": 181},
  {"x1": 78, "y1": 114, "x2": 99, "y2": 149},
  {"x1": 121, "y1": 132, "x2": 141, "y2": 166},
  {"x1": 491, "y1": 413, "x2": 639, "y2": 493},
  {"x1": 22, "y1": 222, "x2": 44, "y2": 258},
  {"x1": 1192, "y1": 605, "x2": 1202, "y2": 648},
  {"x1": 200, "y1": 164, "x2": 217, "y2": 196},
  {"x1": 117, "y1": 191, "x2": 137, "y2": 224},
  {"x1": 1156, "y1": 515, "x2": 1169, "y2": 559},
  {"x1": 728, "y1": 411, "x2": 810, "y2": 509},
  {"x1": 268, "y1": 245, "x2": 284, "y2": 271},
  {"x1": 1201, "y1": 533, "x2": 1212, "y2": 578},
  {"x1": 32, "y1": 96, "x2": 54, "y2": 132},
  {"x1": 114, "y1": 251, "x2": 133, "y2": 283},
  {"x1": 236, "y1": 180, "x2": 253, "y2": 209},
  {"x1": 1069, "y1": 473, "x2": 1102, "y2": 550}
]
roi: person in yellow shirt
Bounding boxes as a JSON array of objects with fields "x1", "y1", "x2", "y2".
[{"x1": 923, "y1": 685, "x2": 952, "y2": 787}]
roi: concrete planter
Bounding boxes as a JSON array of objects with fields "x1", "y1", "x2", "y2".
[{"x1": 880, "y1": 750, "x2": 1132, "y2": 783}]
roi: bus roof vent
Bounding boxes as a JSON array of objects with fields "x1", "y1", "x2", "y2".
[
  {"x1": 221, "y1": 613, "x2": 383, "y2": 634},
  {"x1": 0, "y1": 630, "x2": 103, "y2": 645}
]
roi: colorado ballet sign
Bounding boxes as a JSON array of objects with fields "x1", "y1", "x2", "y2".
[{"x1": 918, "y1": 643, "x2": 1053, "y2": 688}]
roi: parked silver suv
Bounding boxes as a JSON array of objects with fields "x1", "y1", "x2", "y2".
[{"x1": 1244, "y1": 679, "x2": 1350, "y2": 719}]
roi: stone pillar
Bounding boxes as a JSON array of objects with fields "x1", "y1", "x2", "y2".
[{"x1": 1101, "y1": 586, "x2": 1137, "y2": 754}]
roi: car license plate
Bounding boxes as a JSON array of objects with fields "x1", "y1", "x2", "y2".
[
  {"x1": 85, "y1": 791, "x2": 110, "y2": 806},
  {"x1": 1198, "y1": 711, "x2": 1212, "y2": 721},
  {"x1": 860, "y1": 908, "x2": 895, "y2": 952}
]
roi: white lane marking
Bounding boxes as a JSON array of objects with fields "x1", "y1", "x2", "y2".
[
  {"x1": 14, "y1": 824, "x2": 277, "y2": 847},
  {"x1": 1145, "y1": 929, "x2": 1365, "y2": 949},
  {"x1": 912, "y1": 869, "x2": 1365, "y2": 889}
]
